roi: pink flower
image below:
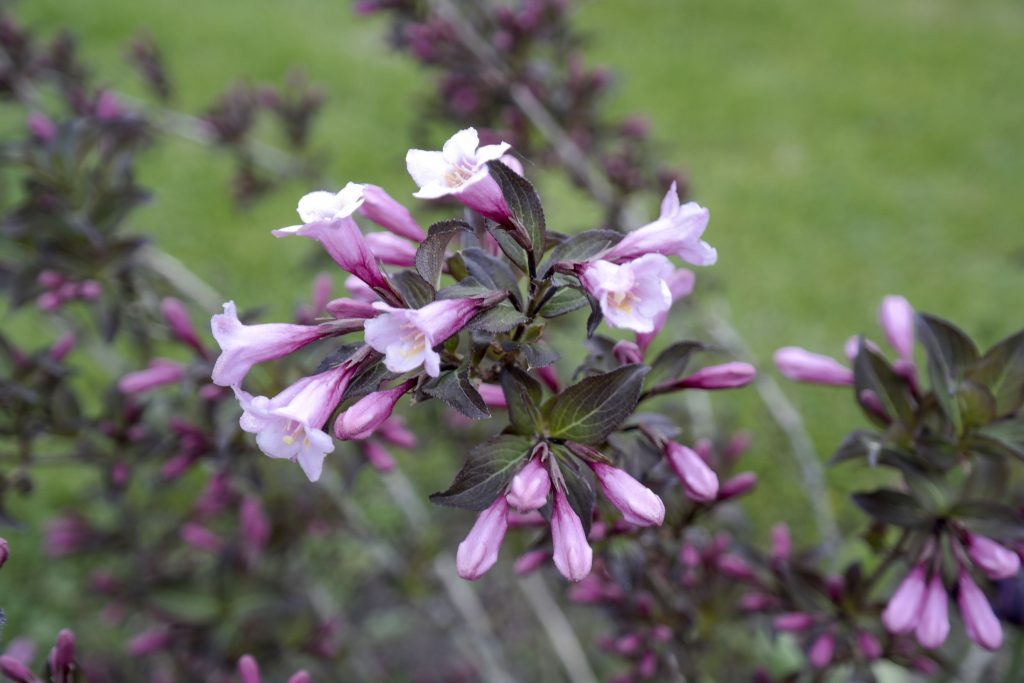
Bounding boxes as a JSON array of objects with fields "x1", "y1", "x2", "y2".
[
  {"x1": 456, "y1": 497, "x2": 509, "y2": 580},
  {"x1": 958, "y1": 571, "x2": 1003, "y2": 651},
  {"x1": 364, "y1": 296, "x2": 501, "y2": 377},
  {"x1": 636, "y1": 268, "x2": 695, "y2": 352},
  {"x1": 238, "y1": 654, "x2": 261, "y2": 683},
  {"x1": 967, "y1": 534, "x2": 1020, "y2": 580},
  {"x1": 589, "y1": 462, "x2": 665, "y2": 527},
  {"x1": 0, "y1": 537, "x2": 7, "y2": 568},
  {"x1": 718, "y1": 472, "x2": 758, "y2": 500},
  {"x1": 879, "y1": 295, "x2": 915, "y2": 362},
  {"x1": 612, "y1": 340, "x2": 644, "y2": 365},
  {"x1": 118, "y1": 359, "x2": 185, "y2": 394},
  {"x1": 361, "y1": 441, "x2": 396, "y2": 472},
  {"x1": 364, "y1": 231, "x2": 417, "y2": 267},
  {"x1": 664, "y1": 442, "x2": 719, "y2": 502},
  {"x1": 211, "y1": 301, "x2": 342, "y2": 387},
  {"x1": 334, "y1": 379, "x2": 415, "y2": 440},
  {"x1": 773, "y1": 613, "x2": 815, "y2": 632},
  {"x1": 808, "y1": 632, "x2": 835, "y2": 669},
  {"x1": 287, "y1": 673, "x2": 311, "y2": 683},
  {"x1": 603, "y1": 182, "x2": 715, "y2": 265},
  {"x1": 180, "y1": 523, "x2": 224, "y2": 553},
  {"x1": 406, "y1": 128, "x2": 512, "y2": 224},
  {"x1": 375, "y1": 416, "x2": 417, "y2": 449},
  {"x1": 477, "y1": 383, "x2": 508, "y2": 408},
  {"x1": 50, "y1": 629, "x2": 75, "y2": 676},
  {"x1": 359, "y1": 183, "x2": 426, "y2": 241},
  {"x1": 676, "y1": 362, "x2": 756, "y2": 390},
  {"x1": 28, "y1": 111, "x2": 56, "y2": 142},
  {"x1": 579, "y1": 255, "x2": 674, "y2": 333},
  {"x1": 857, "y1": 631, "x2": 882, "y2": 661},
  {"x1": 235, "y1": 363, "x2": 355, "y2": 481},
  {"x1": 550, "y1": 486, "x2": 593, "y2": 582},
  {"x1": 160, "y1": 297, "x2": 204, "y2": 354},
  {"x1": 774, "y1": 347, "x2": 854, "y2": 386},
  {"x1": 506, "y1": 455, "x2": 551, "y2": 512},
  {"x1": 514, "y1": 549, "x2": 550, "y2": 576},
  {"x1": 0, "y1": 655, "x2": 36, "y2": 683},
  {"x1": 915, "y1": 574, "x2": 950, "y2": 649},
  {"x1": 240, "y1": 496, "x2": 271, "y2": 556},
  {"x1": 771, "y1": 523, "x2": 791, "y2": 562},
  {"x1": 126, "y1": 628, "x2": 172, "y2": 656},
  {"x1": 326, "y1": 297, "x2": 379, "y2": 320},
  {"x1": 883, "y1": 565, "x2": 927, "y2": 634}
]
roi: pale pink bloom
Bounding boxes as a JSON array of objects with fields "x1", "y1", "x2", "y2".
[
  {"x1": 958, "y1": 571, "x2": 1003, "y2": 651},
  {"x1": 773, "y1": 613, "x2": 814, "y2": 632},
  {"x1": 589, "y1": 462, "x2": 665, "y2": 527},
  {"x1": 160, "y1": 297, "x2": 204, "y2": 354},
  {"x1": 603, "y1": 182, "x2": 715, "y2": 265},
  {"x1": 364, "y1": 296, "x2": 500, "y2": 377},
  {"x1": 550, "y1": 487, "x2": 593, "y2": 582},
  {"x1": 636, "y1": 268, "x2": 695, "y2": 351},
  {"x1": 664, "y1": 442, "x2": 719, "y2": 502},
  {"x1": 359, "y1": 183, "x2": 426, "y2": 241},
  {"x1": 235, "y1": 363, "x2": 355, "y2": 482},
  {"x1": 293, "y1": 183, "x2": 365, "y2": 222},
  {"x1": 968, "y1": 534, "x2": 1021, "y2": 580},
  {"x1": 612, "y1": 340, "x2": 644, "y2": 365},
  {"x1": 334, "y1": 379, "x2": 415, "y2": 440},
  {"x1": 677, "y1": 362, "x2": 756, "y2": 390},
  {"x1": 883, "y1": 565, "x2": 927, "y2": 634},
  {"x1": 477, "y1": 383, "x2": 508, "y2": 408},
  {"x1": 514, "y1": 549, "x2": 550, "y2": 576},
  {"x1": 364, "y1": 231, "x2": 417, "y2": 267},
  {"x1": 456, "y1": 496, "x2": 509, "y2": 580},
  {"x1": 879, "y1": 295, "x2": 915, "y2": 362},
  {"x1": 361, "y1": 441, "x2": 396, "y2": 473},
  {"x1": 774, "y1": 347, "x2": 854, "y2": 386},
  {"x1": 718, "y1": 472, "x2": 758, "y2": 500},
  {"x1": 506, "y1": 455, "x2": 551, "y2": 512},
  {"x1": 211, "y1": 301, "x2": 339, "y2": 387},
  {"x1": 406, "y1": 127, "x2": 512, "y2": 223},
  {"x1": 375, "y1": 416, "x2": 417, "y2": 449},
  {"x1": 180, "y1": 523, "x2": 224, "y2": 553},
  {"x1": 808, "y1": 632, "x2": 835, "y2": 669},
  {"x1": 579, "y1": 255, "x2": 674, "y2": 333},
  {"x1": 915, "y1": 574, "x2": 950, "y2": 649},
  {"x1": 311, "y1": 273, "x2": 333, "y2": 314},
  {"x1": 238, "y1": 654, "x2": 261, "y2": 683},
  {"x1": 857, "y1": 631, "x2": 882, "y2": 661},
  {"x1": 118, "y1": 359, "x2": 184, "y2": 394},
  {"x1": 28, "y1": 111, "x2": 56, "y2": 141},
  {"x1": 326, "y1": 297, "x2": 379, "y2": 320}
]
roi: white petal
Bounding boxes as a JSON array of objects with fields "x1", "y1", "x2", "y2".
[
  {"x1": 406, "y1": 149, "x2": 448, "y2": 189},
  {"x1": 442, "y1": 128, "x2": 480, "y2": 163}
]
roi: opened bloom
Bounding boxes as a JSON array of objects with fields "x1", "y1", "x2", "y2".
[
  {"x1": 406, "y1": 127, "x2": 512, "y2": 223},
  {"x1": 579, "y1": 254, "x2": 674, "y2": 333},
  {"x1": 589, "y1": 462, "x2": 665, "y2": 527},
  {"x1": 636, "y1": 268, "x2": 695, "y2": 352},
  {"x1": 550, "y1": 486, "x2": 593, "y2": 582},
  {"x1": 958, "y1": 571, "x2": 1003, "y2": 650},
  {"x1": 334, "y1": 379, "x2": 416, "y2": 440},
  {"x1": 235, "y1": 362, "x2": 356, "y2": 482},
  {"x1": 603, "y1": 182, "x2": 715, "y2": 266},
  {"x1": 774, "y1": 347, "x2": 854, "y2": 386},
  {"x1": 456, "y1": 496, "x2": 509, "y2": 580},
  {"x1": 363, "y1": 295, "x2": 502, "y2": 377}
]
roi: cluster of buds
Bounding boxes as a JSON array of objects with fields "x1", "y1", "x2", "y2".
[
  {"x1": 0, "y1": 629, "x2": 77, "y2": 683},
  {"x1": 34, "y1": 270, "x2": 101, "y2": 312}
]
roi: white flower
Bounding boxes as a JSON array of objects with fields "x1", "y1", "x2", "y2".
[{"x1": 579, "y1": 254, "x2": 675, "y2": 333}]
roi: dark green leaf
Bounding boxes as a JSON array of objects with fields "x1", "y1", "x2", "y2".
[
  {"x1": 461, "y1": 247, "x2": 523, "y2": 309},
  {"x1": 546, "y1": 365, "x2": 649, "y2": 444},
  {"x1": 486, "y1": 159, "x2": 546, "y2": 263},
  {"x1": 501, "y1": 367, "x2": 544, "y2": 435},
  {"x1": 553, "y1": 445, "x2": 596, "y2": 536},
  {"x1": 974, "y1": 419, "x2": 1024, "y2": 461},
  {"x1": 648, "y1": 341, "x2": 709, "y2": 385},
  {"x1": 539, "y1": 229, "x2": 622, "y2": 276},
  {"x1": 853, "y1": 342, "x2": 916, "y2": 427},
  {"x1": 538, "y1": 287, "x2": 588, "y2": 319},
  {"x1": 464, "y1": 303, "x2": 528, "y2": 333},
  {"x1": 830, "y1": 430, "x2": 879, "y2": 465},
  {"x1": 390, "y1": 271, "x2": 435, "y2": 309},
  {"x1": 969, "y1": 330, "x2": 1024, "y2": 417},
  {"x1": 416, "y1": 219, "x2": 471, "y2": 287},
  {"x1": 484, "y1": 220, "x2": 528, "y2": 272},
  {"x1": 421, "y1": 367, "x2": 490, "y2": 420},
  {"x1": 953, "y1": 501, "x2": 1024, "y2": 541},
  {"x1": 430, "y1": 434, "x2": 534, "y2": 510},
  {"x1": 436, "y1": 277, "x2": 492, "y2": 300},
  {"x1": 501, "y1": 340, "x2": 560, "y2": 369},
  {"x1": 585, "y1": 292, "x2": 603, "y2": 338},
  {"x1": 956, "y1": 381, "x2": 997, "y2": 430},
  {"x1": 852, "y1": 489, "x2": 933, "y2": 529},
  {"x1": 916, "y1": 313, "x2": 979, "y2": 433}
]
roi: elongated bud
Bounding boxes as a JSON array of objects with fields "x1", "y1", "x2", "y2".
[
  {"x1": 808, "y1": 632, "x2": 835, "y2": 669},
  {"x1": 718, "y1": 472, "x2": 757, "y2": 500},
  {"x1": 477, "y1": 383, "x2": 508, "y2": 408},
  {"x1": 664, "y1": 442, "x2": 718, "y2": 502},
  {"x1": 52, "y1": 629, "x2": 75, "y2": 674},
  {"x1": 48, "y1": 333, "x2": 76, "y2": 363},
  {"x1": 359, "y1": 183, "x2": 426, "y2": 241},
  {"x1": 514, "y1": 549, "x2": 550, "y2": 576},
  {"x1": 364, "y1": 231, "x2": 417, "y2": 267},
  {"x1": 857, "y1": 630, "x2": 882, "y2": 661},
  {"x1": 118, "y1": 359, "x2": 185, "y2": 394},
  {"x1": 879, "y1": 295, "x2": 915, "y2": 362},
  {"x1": 968, "y1": 534, "x2": 1021, "y2": 580},
  {"x1": 771, "y1": 523, "x2": 791, "y2": 562},
  {"x1": 589, "y1": 462, "x2": 664, "y2": 527},
  {"x1": 28, "y1": 112, "x2": 56, "y2": 142},
  {"x1": 550, "y1": 487, "x2": 593, "y2": 582},
  {"x1": 536, "y1": 365, "x2": 561, "y2": 393},
  {"x1": 718, "y1": 553, "x2": 755, "y2": 581},
  {"x1": 0, "y1": 538, "x2": 7, "y2": 568},
  {"x1": 334, "y1": 380, "x2": 415, "y2": 440},
  {"x1": 456, "y1": 497, "x2": 509, "y2": 580},
  {"x1": 774, "y1": 347, "x2": 853, "y2": 385},
  {"x1": 506, "y1": 452, "x2": 551, "y2": 512},
  {"x1": 180, "y1": 523, "x2": 224, "y2": 553},
  {"x1": 238, "y1": 655, "x2": 261, "y2": 683},
  {"x1": 326, "y1": 297, "x2": 379, "y2": 319},
  {"x1": 126, "y1": 629, "x2": 172, "y2": 656},
  {"x1": 676, "y1": 362, "x2": 756, "y2": 390},
  {"x1": 883, "y1": 565, "x2": 927, "y2": 634},
  {"x1": 0, "y1": 656, "x2": 36, "y2": 683},
  {"x1": 773, "y1": 612, "x2": 814, "y2": 632},
  {"x1": 375, "y1": 416, "x2": 416, "y2": 449},
  {"x1": 240, "y1": 497, "x2": 270, "y2": 555},
  {"x1": 361, "y1": 441, "x2": 396, "y2": 473},
  {"x1": 959, "y1": 570, "x2": 1003, "y2": 650},
  {"x1": 915, "y1": 574, "x2": 950, "y2": 649},
  {"x1": 160, "y1": 298, "x2": 204, "y2": 354}
]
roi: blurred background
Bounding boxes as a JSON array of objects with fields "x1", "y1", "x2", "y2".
[{"x1": 3, "y1": 0, "x2": 1024, "y2": 680}]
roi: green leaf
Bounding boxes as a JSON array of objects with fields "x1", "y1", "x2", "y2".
[
  {"x1": 501, "y1": 339, "x2": 560, "y2": 369},
  {"x1": 487, "y1": 159, "x2": 546, "y2": 263},
  {"x1": 851, "y1": 489, "x2": 933, "y2": 529},
  {"x1": 539, "y1": 229, "x2": 622, "y2": 276},
  {"x1": 953, "y1": 501, "x2": 1024, "y2": 541},
  {"x1": 552, "y1": 445, "x2": 596, "y2": 536},
  {"x1": 545, "y1": 365, "x2": 649, "y2": 444},
  {"x1": 461, "y1": 247, "x2": 523, "y2": 309},
  {"x1": 969, "y1": 330, "x2": 1024, "y2": 417},
  {"x1": 956, "y1": 381, "x2": 997, "y2": 430},
  {"x1": 416, "y1": 219, "x2": 471, "y2": 288},
  {"x1": 852, "y1": 342, "x2": 916, "y2": 427},
  {"x1": 648, "y1": 341, "x2": 709, "y2": 385},
  {"x1": 538, "y1": 287, "x2": 588, "y2": 319},
  {"x1": 390, "y1": 271, "x2": 435, "y2": 309},
  {"x1": 830, "y1": 430, "x2": 880, "y2": 466},
  {"x1": 501, "y1": 367, "x2": 544, "y2": 435},
  {"x1": 464, "y1": 303, "x2": 528, "y2": 333},
  {"x1": 916, "y1": 313, "x2": 980, "y2": 433},
  {"x1": 484, "y1": 221, "x2": 528, "y2": 272},
  {"x1": 436, "y1": 277, "x2": 492, "y2": 300},
  {"x1": 585, "y1": 292, "x2": 603, "y2": 338},
  {"x1": 421, "y1": 367, "x2": 490, "y2": 420},
  {"x1": 430, "y1": 434, "x2": 534, "y2": 510},
  {"x1": 974, "y1": 419, "x2": 1024, "y2": 461},
  {"x1": 341, "y1": 360, "x2": 399, "y2": 403}
]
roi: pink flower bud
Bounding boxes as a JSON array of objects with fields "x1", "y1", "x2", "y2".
[
  {"x1": 915, "y1": 574, "x2": 950, "y2": 649},
  {"x1": 0, "y1": 656, "x2": 36, "y2": 683},
  {"x1": 664, "y1": 442, "x2": 718, "y2": 502},
  {"x1": 589, "y1": 462, "x2": 665, "y2": 527},
  {"x1": 968, "y1": 534, "x2": 1021, "y2": 580},
  {"x1": 739, "y1": 592, "x2": 774, "y2": 612},
  {"x1": 0, "y1": 538, "x2": 7, "y2": 568},
  {"x1": 361, "y1": 441, "x2": 396, "y2": 473},
  {"x1": 456, "y1": 497, "x2": 509, "y2": 580},
  {"x1": 160, "y1": 298, "x2": 204, "y2": 354},
  {"x1": 287, "y1": 673, "x2": 311, "y2": 683},
  {"x1": 883, "y1": 565, "x2": 927, "y2": 634},
  {"x1": 95, "y1": 91, "x2": 122, "y2": 120},
  {"x1": 773, "y1": 612, "x2": 815, "y2": 632},
  {"x1": 28, "y1": 112, "x2": 56, "y2": 142},
  {"x1": 375, "y1": 416, "x2": 416, "y2": 449},
  {"x1": 537, "y1": 365, "x2": 561, "y2": 393},
  {"x1": 77, "y1": 280, "x2": 102, "y2": 300},
  {"x1": 118, "y1": 359, "x2": 185, "y2": 394},
  {"x1": 238, "y1": 654, "x2": 261, "y2": 683},
  {"x1": 364, "y1": 231, "x2": 417, "y2": 267},
  {"x1": 240, "y1": 497, "x2": 270, "y2": 555},
  {"x1": 506, "y1": 455, "x2": 551, "y2": 512},
  {"x1": 359, "y1": 183, "x2": 426, "y2": 242},
  {"x1": 514, "y1": 549, "x2": 551, "y2": 576},
  {"x1": 613, "y1": 340, "x2": 644, "y2": 365},
  {"x1": 50, "y1": 629, "x2": 75, "y2": 675},
  {"x1": 37, "y1": 291, "x2": 62, "y2": 312},
  {"x1": 334, "y1": 380, "x2": 415, "y2": 440},
  {"x1": 771, "y1": 523, "x2": 791, "y2": 562},
  {"x1": 724, "y1": 431, "x2": 752, "y2": 460},
  {"x1": 857, "y1": 631, "x2": 882, "y2": 661},
  {"x1": 551, "y1": 487, "x2": 593, "y2": 582},
  {"x1": 844, "y1": 335, "x2": 882, "y2": 361},
  {"x1": 179, "y1": 523, "x2": 224, "y2": 554},
  {"x1": 326, "y1": 297, "x2": 379, "y2": 319},
  {"x1": 677, "y1": 362, "x2": 756, "y2": 390},
  {"x1": 477, "y1": 383, "x2": 508, "y2": 408},
  {"x1": 774, "y1": 347, "x2": 853, "y2": 385},
  {"x1": 48, "y1": 333, "x2": 76, "y2": 363},
  {"x1": 879, "y1": 295, "x2": 915, "y2": 362},
  {"x1": 311, "y1": 273, "x2": 333, "y2": 315},
  {"x1": 808, "y1": 632, "x2": 835, "y2": 669},
  {"x1": 718, "y1": 472, "x2": 758, "y2": 500},
  {"x1": 637, "y1": 651, "x2": 657, "y2": 678},
  {"x1": 126, "y1": 629, "x2": 172, "y2": 656},
  {"x1": 959, "y1": 571, "x2": 1003, "y2": 650},
  {"x1": 717, "y1": 553, "x2": 755, "y2": 581}
]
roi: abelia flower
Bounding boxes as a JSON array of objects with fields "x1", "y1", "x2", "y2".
[
  {"x1": 676, "y1": 362, "x2": 756, "y2": 390},
  {"x1": 118, "y1": 359, "x2": 185, "y2": 394},
  {"x1": 211, "y1": 301, "x2": 349, "y2": 387},
  {"x1": 916, "y1": 574, "x2": 950, "y2": 649},
  {"x1": 238, "y1": 655, "x2": 261, "y2": 683},
  {"x1": 774, "y1": 347, "x2": 854, "y2": 386},
  {"x1": 664, "y1": 442, "x2": 718, "y2": 502},
  {"x1": 326, "y1": 297, "x2": 379, "y2": 320},
  {"x1": 359, "y1": 183, "x2": 426, "y2": 241},
  {"x1": 364, "y1": 231, "x2": 417, "y2": 267},
  {"x1": 334, "y1": 379, "x2": 415, "y2": 440},
  {"x1": 456, "y1": 496, "x2": 509, "y2": 580},
  {"x1": 363, "y1": 295, "x2": 502, "y2": 377},
  {"x1": 506, "y1": 454, "x2": 551, "y2": 512},
  {"x1": 550, "y1": 486, "x2": 593, "y2": 582},
  {"x1": 406, "y1": 127, "x2": 512, "y2": 223},
  {"x1": 879, "y1": 295, "x2": 915, "y2": 362},
  {"x1": 0, "y1": 537, "x2": 7, "y2": 569},
  {"x1": 235, "y1": 362, "x2": 356, "y2": 481},
  {"x1": 0, "y1": 656, "x2": 36, "y2": 683},
  {"x1": 612, "y1": 340, "x2": 644, "y2": 365},
  {"x1": 476, "y1": 383, "x2": 508, "y2": 408},
  {"x1": 967, "y1": 534, "x2": 1020, "y2": 580},
  {"x1": 883, "y1": 565, "x2": 927, "y2": 634},
  {"x1": 49, "y1": 629, "x2": 75, "y2": 678},
  {"x1": 588, "y1": 462, "x2": 665, "y2": 527},
  {"x1": 636, "y1": 268, "x2": 695, "y2": 352},
  {"x1": 293, "y1": 183, "x2": 365, "y2": 223},
  {"x1": 959, "y1": 571, "x2": 1003, "y2": 650},
  {"x1": 602, "y1": 182, "x2": 715, "y2": 265},
  {"x1": 578, "y1": 255, "x2": 674, "y2": 333}
]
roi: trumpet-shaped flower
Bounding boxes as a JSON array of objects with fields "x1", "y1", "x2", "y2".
[
  {"x1": 636, "y1": 268, "x2": 695, "y2": 352},
  {"x1": 774, "y1": 347, "x2": 854, "y2": 386},
  {"x1": 364, "y1": 231, "x2": 417, "y2": 267},
  {"x1": 590, "y1": 462, "x2": 665, "y2": 527},
  {"x1": 359, "y1": 183, "x2": 426, "y2": 241},
  {"x1": 406, "y1": 127, "x2": 512, "y2": 223},
  {"x1": 879, "y1": 295, "x2": 915, "y2": 362},
  {"x1": 579, "y1": 254, "x2": 674, "y2": 333},
  {"x1": 603, "y1": 182, "x2": 715, "y2": 266},
  {"x1": 967, "y1": 533, "x2": 1020, "y2": 580}
]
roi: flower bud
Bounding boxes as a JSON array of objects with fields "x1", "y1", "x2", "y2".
[
  {"x1": 959, "y1": 571, "x2": 1003, "y2": 650},
  {"x1": 240, "y1": 497, "x2": 270, "y2": 556},
  {"x1": 476, "y1": 383, "x2": 508, "y2": 408},
  {"x1": 506, "y1": 456, "x2": 551, "y2": 512},
  {"x1": 551, "y1": 487, "x2": 593, "y2": 582},
  {"x1": 361, "y1": 441, "x2": 396, "y2": 473},
  {"x1": 514, "y1": 549, "x2": 550, "y2": 577},
  {"x1": 287, "y1": 673, "x2": 311, "y2": 683},
  {"x1": 126, "y1": 629, "x2": 172, "y2": 656},
  {"x1": 857, "y1": 630, "x2": 882, "y2": 661},
  {"x1": 968, "y1": 534, "x2": 1021, "y2": 580},
  {"x1": 589, "y1": 462, "x2": 664, "y2": 527},
  {"x1": 48, "y1": 333, "x2": 76, "y2": 363},
  {"x1": 118, "y1": 359, "x2": 185, "y2": 395},
  {"x1": 50, "y1": 629, "x2": 75, "y2": 676},
  {"x1": 774, "y1": 347, "x2": 853, "y2": 385},
  {"x1": 717, "y1": 553, "x2": 755, "y2": 581},
  {"x1": 773, "y1": 612, "x2": 814, "y2": 632},
  {"x1": 883, "y1": 565, "x2": 927, "y2": 634},
  {"x1": 0, "y1": 538, "x2": 7, "y2": 569},
  {"x1": 718, "y1": 472, "x2": 758, "y2": 500},
  {"x1": 456, "y1": 497, "x2": 509, "y2": 580},
  {"x1": 364, "y1": 231, "x2": 417, "y2": 267},
  {"x1": 179, "y1": 523, "x2": 224, "y2": 554},
  {"x1": 160, "y1": 297, "x2": 204, "y2": 354},
  {"x1": 771, "y1": 523, "x2": 791, "y2": 562},
  {"x1": 375, "y1": 416, "x2": 416, "y2": 449},
  {"x1": 915, "y1": 574, "x2": 950, "y2": 649},
  {"x1": 28, "y1": 112, "x2": 56, "y2": 142},
  {"x1": 238, "y1": 655, "x2": 261, "y2": 683},
  {"x1": 536, "y1": 365, "x2": 561, "y2": 393},
  {"x1": 325, "y1": 297, "x2": 379, "y2": 319},
  {"x1": 0, "y1": 656, "x2": 36, "y2": 683},
  {"x1": 879, "y1": 295, "x2": 915, "y2": 362},
  {"x1": 677, "y1": 362, "x2": 756, "y2": 390},
  {"x1": 808, "y1": 632, "x2": 835, "y2": 669},
  {"x1": 612, "y1": 340, "x2": 644, "y2": 365},
  {"x1": 359, "y1": 183, "x2": 426, "y2": 242},
  {"x1": 334, "y1": 380, "x2": 415, "y2": 440},
  {"x1": 664, "y1": 442, "x2": 719, "y2": 502}
]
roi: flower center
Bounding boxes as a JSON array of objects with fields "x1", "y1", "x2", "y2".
[
  {"x1": 444, "y1": 161, "x2": 475, "y2": 188},
  {"x1": 608, "y1": 289, "x2": 638, "y2": 315},
  {"x1": 281, "y1": 420, "x2": 306, "y2": 445}
]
